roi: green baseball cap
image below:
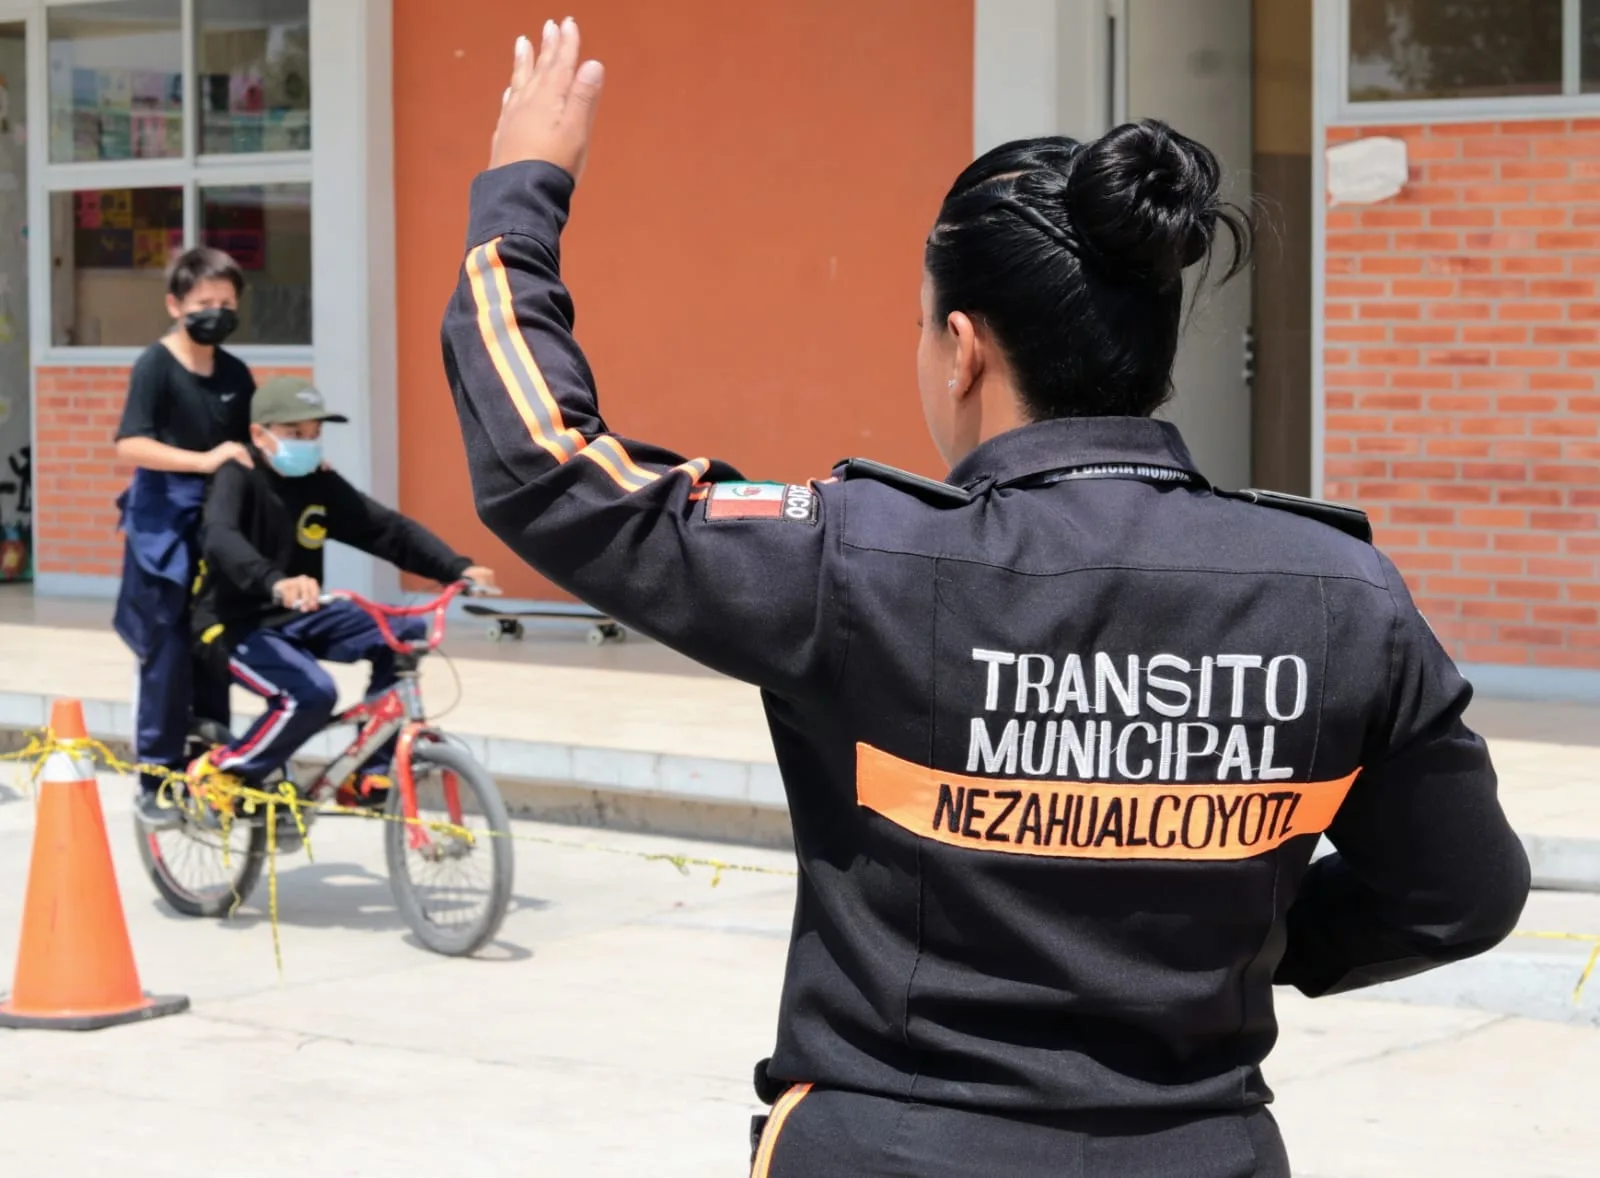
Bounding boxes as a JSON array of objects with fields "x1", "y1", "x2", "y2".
[{"x1": 251, "y1": 376, "x2": 350, "y2": 426}]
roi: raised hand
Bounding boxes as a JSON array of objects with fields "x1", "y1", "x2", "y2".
[{"x1": 488, "y1": 16, "x2": 605, "y2": 180}]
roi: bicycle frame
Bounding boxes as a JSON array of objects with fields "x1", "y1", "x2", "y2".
[{"x1": 298, "y1": 581, "x2": 479, "y2": 849}]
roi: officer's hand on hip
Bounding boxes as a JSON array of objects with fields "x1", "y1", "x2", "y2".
[
  {"x1": 272, "y1": 575, "x2": 321, "y2": 613},
  {"x1": 488, "y1": 17, "x2": 605, "y2": 180}
]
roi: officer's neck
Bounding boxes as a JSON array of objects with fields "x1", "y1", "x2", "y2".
[{"x1": 942, "y1": 373, "x2": 1029, "y2": 470}]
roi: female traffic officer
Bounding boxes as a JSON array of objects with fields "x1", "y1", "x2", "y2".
[{"x1": 444, "y1": 21, "x2": 1530, "y2": 1178}]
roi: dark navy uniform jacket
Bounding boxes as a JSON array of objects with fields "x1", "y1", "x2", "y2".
[{"x1": 442, "y1": 162, "x2": 1530, "y2": 1116}]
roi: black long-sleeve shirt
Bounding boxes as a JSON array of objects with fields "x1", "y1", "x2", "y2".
[
  {"x1": 192, "y1": 451, "x2": 472, "y2": 642},
  {"x1": 441, "y1": 160, "x2": 1530, "y2": 1115}
]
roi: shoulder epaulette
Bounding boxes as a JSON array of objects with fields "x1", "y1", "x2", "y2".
[
  {"x1": 835, "y1": 457, "x2": 973, "y2": 505},
  {"x1": 1214, "y1": 487, "x2": 1372, "y2": 544}
]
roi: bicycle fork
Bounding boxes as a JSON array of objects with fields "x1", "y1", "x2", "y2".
[{"x1": 389, "y1": 672, "x2": 466, "y2": 852}]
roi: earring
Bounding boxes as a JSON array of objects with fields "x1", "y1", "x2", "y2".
[{"x1": 947, "y1": 378, "x2": 957, "y2": 390}]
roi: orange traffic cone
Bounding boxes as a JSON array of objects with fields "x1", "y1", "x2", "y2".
[{"x1": 0, "y1": 699, "x2": 189, "y2": 1030}]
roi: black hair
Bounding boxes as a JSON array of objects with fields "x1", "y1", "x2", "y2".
[
  {"x1": 925, "y1": 119, "x2": 1253, "y2": 419},
  {"x1": 166, "y1": 246, "x2": 244, "y2": 300}
]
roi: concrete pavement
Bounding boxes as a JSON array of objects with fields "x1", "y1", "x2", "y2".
[{"x1": 0, "y1": 777, "x2": 1597, "y2": 1176}]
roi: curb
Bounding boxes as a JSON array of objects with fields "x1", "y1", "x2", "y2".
[
  {"x1": 1362, "y1": 943, "x2": 1600, "y2": 1028},
  {"x1": 0, "y1": 690, "x2": 791, "y2": 849},
  {"x1": 1521, "y1": 835, "x2": 1600, "y2": 894},
  {"x1": 0, "y1": 689, "x2": 1595, "y2": 876},
  {"x1": 1315, "y1": 833, "x2": 1600, "y2": 896}
]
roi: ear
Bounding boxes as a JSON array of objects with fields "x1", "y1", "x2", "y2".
[
  {"x1": 946, "y1": 310, "x2": 985, "y2": 401},
  {"x1": 165, "y1": 294, "x2": 183, "y2": 321}
]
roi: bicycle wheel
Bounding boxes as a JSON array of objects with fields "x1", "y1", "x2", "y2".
[
  {"x1": 135, "y1": 807, "x2": 268, "y2": 919},
  {"x1": 385, "y1": 739, "x2": 514, "y2": 956}
]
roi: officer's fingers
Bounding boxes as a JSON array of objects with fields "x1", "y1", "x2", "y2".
[
  {"x1": 542, "y1": 16, "x2": 581, "y2": 101},
  {"x1": 529, "y1": 18, "x2": 559, "y2": 87},
  {"x1": 565, "y1": 59, "x2": 605, "y2": 132},
  {"x1": 509, "y1": 33, "x2": 533, "y2": 92}
]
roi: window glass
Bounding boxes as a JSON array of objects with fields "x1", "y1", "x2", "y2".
[
  {"x1": 201, "y1": 183, "x2": 311, "y2": 344},
  {"x1": 1348, "y1": 0, "x2": 1564, "y2": 101},
  {"x1": 197, "y1": 0, "x2": 311, "y2": 154},
  {"x1": 50, "y1": 186, "x2": 185, "y2": 347},
  {"x1": 47, "y1": 0, "x2": 183, "y2": 163},
  {"x1": 1584, "y1": 0, "x2": 1600, "y2": 93}
]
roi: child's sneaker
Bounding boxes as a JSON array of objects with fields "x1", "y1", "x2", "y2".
[
  {"x1": 335, "y1": 773, "x2": 392, "y2": 812},
  {"x1": 134, "y1": 786, "x2": 182, "y2": 831}
]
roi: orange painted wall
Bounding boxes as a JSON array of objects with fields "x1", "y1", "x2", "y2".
[{"x1": 393, "y1": 0, "x2": 974, "y2": 599}]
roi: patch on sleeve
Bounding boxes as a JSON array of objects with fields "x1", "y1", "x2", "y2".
[{"x1": 704, "y1": 482, "x2": 819, "y2": 525}]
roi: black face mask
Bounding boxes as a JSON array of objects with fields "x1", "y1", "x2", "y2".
[{"x1": 183, "y1": 307, "x2": 239, "y2": 346}]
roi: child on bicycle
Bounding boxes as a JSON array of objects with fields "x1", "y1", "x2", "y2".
[{"x1": 163, "y1": 375, "x2": 495, "y2": 829}]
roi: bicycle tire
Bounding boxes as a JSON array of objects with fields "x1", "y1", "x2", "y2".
[
  {"x1": 385, "y1": 739, "x2": 515, "y2": 956},
  {"x1": 135, "y1": 810, "x2": 268, "y2": 919}
]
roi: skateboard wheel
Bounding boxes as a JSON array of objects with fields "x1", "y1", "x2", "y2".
[
  {"x1": 508, "y1": 621, "x2": 526, "y2": 640},
  {"x1": 586, "y1": 627, "x2": 606, "y2": 646},
  {"x1": 486, "y1": 623, "x2": 503, "y2": 642}
]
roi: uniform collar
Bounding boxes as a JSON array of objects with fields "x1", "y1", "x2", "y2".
[{"x1": 946, "y1": 417, "x2": 1203, "y2": 490}]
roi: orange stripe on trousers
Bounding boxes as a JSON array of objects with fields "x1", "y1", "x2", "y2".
[{"x1": 751, "y1": 1083, "x2": 812, "y2": 1178}]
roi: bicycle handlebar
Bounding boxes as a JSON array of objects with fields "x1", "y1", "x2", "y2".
[{"x1": 281, "y1": 580, "x2": 499, "y2": 654}]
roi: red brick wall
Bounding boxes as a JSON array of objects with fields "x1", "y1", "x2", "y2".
[
  {"x1": 1323, "y1": 118, "x2": 1600, "y2": 671},
  {"x1": 35, "y1": 364, "x2": 314, "y2": 579}
]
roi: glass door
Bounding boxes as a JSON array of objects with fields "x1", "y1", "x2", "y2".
[{"x1": 0, "y1": 20, "x2": 29, "y2": 585}]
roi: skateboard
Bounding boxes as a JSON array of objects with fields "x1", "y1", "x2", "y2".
[{"x1": 462, "y1": 603, "x2": 627, "y2": 646}]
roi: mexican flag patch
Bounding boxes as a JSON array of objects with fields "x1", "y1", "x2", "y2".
[{"x1": 705, "y1": 481, "x2": 819, "y2": 524}]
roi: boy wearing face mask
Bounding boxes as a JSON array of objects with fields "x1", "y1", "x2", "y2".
[
  {"x1": 114, "y1": 247, "x2": 256, "y2": 826},
  {"x1": 182, "y1": 377, "x2": 495, "y2": 817}
]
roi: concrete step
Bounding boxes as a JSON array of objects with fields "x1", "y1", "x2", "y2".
[{"x1": 1361, "y1": 890, "x2": 1600, "y2": 1028}]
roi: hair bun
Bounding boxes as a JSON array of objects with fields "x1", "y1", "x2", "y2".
[{"x1": 1063, "y1": 119, "x2": 1247, "y2": 290}]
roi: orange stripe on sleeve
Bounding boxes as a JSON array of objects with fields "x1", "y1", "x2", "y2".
[
  {"x1": 751, "y1": 1083, "x2": 812, "y2": 1178},
  {"x1": 483, "y1": 240, "x2": 586, "y2": 456},
  {"x1": 593, "y1": 435, "x2": 658, "y2": 488},
  {"x1": 466, "y1": 247, "x2": 570, "y2": 463},
  {"x1": 674, "y1": 457, "x2": 712, "y2": 484},
  {"x1": 578, "y1": 440, "x2": 648, "y2": 492}
]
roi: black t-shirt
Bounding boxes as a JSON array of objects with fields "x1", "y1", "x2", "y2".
[
  {"x1": 115, "y1": 340, "x2": 256, "y2": 453},
  {"x1": 192, "y1": 453, "x2": 473, "y2": 640}
]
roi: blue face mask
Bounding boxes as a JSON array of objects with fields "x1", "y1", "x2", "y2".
[{"x1": 266, "y1": 436, "x2": 322, "y2": 478}]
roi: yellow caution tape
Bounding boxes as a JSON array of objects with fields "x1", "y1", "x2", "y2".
[
  {"x1": 9, "y1": 730, "x2": 1592, "y2": 1009},
  {"x1": 2, "y1": 728, "x2": 795, "y2": 981},
  {"x1": 1510, "y1": 930, "x2": 1600, "y2": 1006}
]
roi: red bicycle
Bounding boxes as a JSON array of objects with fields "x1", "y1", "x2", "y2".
[{"x1": 135, "y1": 581, "x2": 515, "y2": 957}]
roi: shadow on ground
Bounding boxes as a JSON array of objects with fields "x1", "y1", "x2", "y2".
[{"x1": 143, "y1": 856, "x2": 547, "y2": 960}]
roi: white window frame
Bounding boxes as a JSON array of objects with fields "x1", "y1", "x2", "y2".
[
  {"x1": 28, "y1": 0, "x2": 314, "y2": 367},
  {"x1": 12, "y1": 0, "x2": 398, "y2": 600},
  {"x1": 1331, "y1": 0, "x2": 1600, "y2": 124}
]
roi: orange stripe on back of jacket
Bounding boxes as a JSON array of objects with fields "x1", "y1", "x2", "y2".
[{"x1": 856, "y1": 744, "x2": 1357, "y2": 862}]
